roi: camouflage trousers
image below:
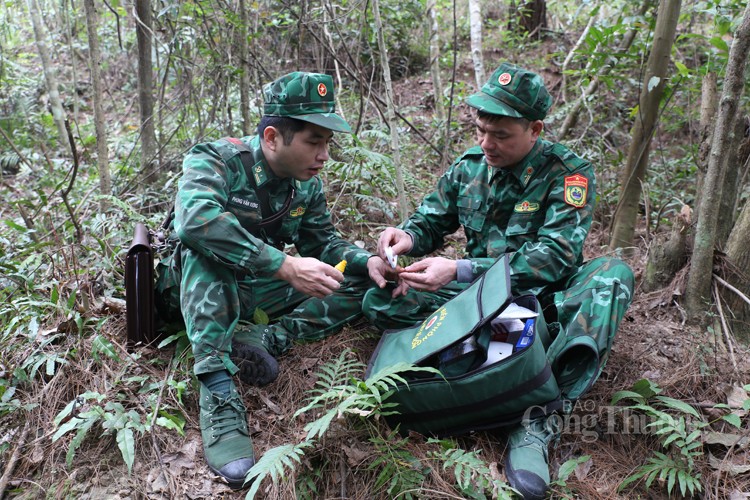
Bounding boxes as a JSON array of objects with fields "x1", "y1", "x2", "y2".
[
  {"x1": 155, "y1": 243, "x2": 371, "y2": 376},
  {"x1": 362, "y1": 256, "x2": 634, "y2": 400}
]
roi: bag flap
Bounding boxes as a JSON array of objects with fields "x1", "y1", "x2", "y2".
[{"x1": 366, "y1": 255, "x2": 512, "y2": 377}]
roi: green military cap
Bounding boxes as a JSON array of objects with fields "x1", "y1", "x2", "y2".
[
  {"x1": 263, "y1": 71, "x2": 352, "y2": 133},
  {"x1": 466, "y1": 62, "x2": 551, "y2": 121}
]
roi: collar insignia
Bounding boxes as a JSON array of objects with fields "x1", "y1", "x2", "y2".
[
  {"x1": 514, "y1": 200, "x2": 540, "y2": 213},
  {"x1": 289, "y1": 206, "x2": 306, "y2": 217}
]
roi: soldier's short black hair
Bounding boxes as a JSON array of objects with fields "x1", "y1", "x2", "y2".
[
  {"x1": 477, "y1": 110, "x2": 531, "y2": 129},
  {"x1": 258, "y1": 115, "x2": 307, "y2": 145}
]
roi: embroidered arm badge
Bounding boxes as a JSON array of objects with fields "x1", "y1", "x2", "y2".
[{"x1": 564, "y1": 174, "x2": 588, "y2": 208}]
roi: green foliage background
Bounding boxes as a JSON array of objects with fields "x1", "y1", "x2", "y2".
[{"x1": 1, "y1": 0, "x2": 749, "y2": 497}]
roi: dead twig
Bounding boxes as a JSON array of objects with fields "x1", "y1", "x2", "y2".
[
  {"x1": 61, "y1": 119, "x2": 84, "y2": 242},
  {"x1": 713, "y1": 281, "x2": 738, "y2": 373},
  {"x1": 0, "y1": 421, "x2": 31, "y2": 498},
  {"x1": 714, "y1": 273, "x2": 750, "y2": 308},
  {"x1": 0, "y1": 364, "x2": 67, "y2": 497}
]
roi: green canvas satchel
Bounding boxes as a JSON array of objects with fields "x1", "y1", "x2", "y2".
[{"x1": 365, "y1": 256, "x2": 563, "y2": 436}]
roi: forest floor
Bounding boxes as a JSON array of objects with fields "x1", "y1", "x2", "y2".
[{"x1": 6, "y1": 227, "x2": 750, "y2": 500}]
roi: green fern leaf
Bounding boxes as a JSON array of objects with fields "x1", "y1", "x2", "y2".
[
  {"x1": 303, "y1": 407, "x2": 339, "y2": 441},
  {"x1": 667, "y1": 467, "x2": 677, "y2": 495},
  {"x1": 65, "y1": 417, "x2": 98, "y2": 468},
  {"x1": 655, "y1": 396, "x2": 702, "y2": 419},
  {"x1": 244, "y1": 441, "x2": 314, "y2": 500},
  {"x1": 116, "y1": 427, "x2": 135, "y2": 474}
]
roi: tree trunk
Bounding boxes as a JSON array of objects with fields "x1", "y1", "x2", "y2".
[
  {"x1": 561, "y1": 15, "x2": 595, "y2": 104},
  {"x1": 62, "y1": 0, "x2": 80, "y2": 125},
  {"x1": 558, "y1": 0, "x2": 651, "y2": 140},
  {"x1": 516, "y1": 0, "x2": 547, "y2": 37},
  {"x1": 297, "y1": 0, "x2": 308, "y2": 67},
  {"x1": 717, "y1": 115, "x2": 745, "y2": 247},
  {"x1": 322, "y1": 2, "x2": 347, "y2": 128},
  {"x1": 642, "y1": 68, "x2": 719, "y2": 292},
  {"x1": 609, "y1": 0, "x2": 681, "y2": 252},
  {"x1": 238, "y1": 0, "x2": 252, "y2": 136},
  {"x1": 26, "y1": 0, "x2": 69, "y2": 155},
  {"x1": 372, "y1": 0, "x2": 409, "y2": 220},
  {"x1": 687, "y1": 0, "x2": 750, "y2": 319},
  {"x1": 696, "y1": 72, "x2": 718, "y2": 193},
  {"x1": 427, "y1": 0, "x2": 444, "y2": 121},
  {"x1": 468, "y1": 0, "x2": 485, "y2": 89},
  {"x1": 642, "y1": 205, "x2": 691, "y2": 292},
  {"x1": 724, "y1": 192, "x2": 750, "y2": 335},
  {"x1": 83, "y1": 0, "x2": 111, "y2": 211},
  {"x1": 135, "y1": 0, "x2": 156, "y2": 184}
]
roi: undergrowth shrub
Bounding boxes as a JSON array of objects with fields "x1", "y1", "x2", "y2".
[
  {"x1": 613, "y1": 378, "x2": 749, "y2": 497},
  {"x1": 243, "y1": 349, "x2": 518, "y2": 499}
]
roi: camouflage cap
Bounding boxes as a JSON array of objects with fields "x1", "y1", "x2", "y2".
[
  {"x1": 263, "y1": 72, "x2": 352, "y2": 133},
  {"x1": 465, "y1": 62, "x2": 551, "y2": 121}
]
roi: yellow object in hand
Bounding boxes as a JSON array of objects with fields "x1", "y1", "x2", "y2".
[{"x1": 335, "y1": 260, "x2": 347, "y2": 273}]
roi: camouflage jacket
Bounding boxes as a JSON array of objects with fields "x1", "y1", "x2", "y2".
[
  {"x1": 401, "y1": 138, "x2": 595, "y2": 296},
  {"x1": 172, "y1": 135, "x2": 372, "y2": 278}
]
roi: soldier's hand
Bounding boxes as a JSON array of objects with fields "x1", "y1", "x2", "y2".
[
  {"x1": 377, "y1": 228, "x2": 413, "y2": 263},
  {"x1": 390, "y1": 279, "x2": 411, "y2": 298},
  {"x1": 367, "y1": 255, "x2": 400, "y2": 288},
  {"x1": 274, "y1": 255, "x2": 343, "y2": 298},
  {"x1": 398, "y1": 257, "x2": 456, "y2": 292}
]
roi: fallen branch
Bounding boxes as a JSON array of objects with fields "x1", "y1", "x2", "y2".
[
  {"x1": 713, "y1": 281, "x2": 738, "y2": 373},
  {"x1": 714, "y1": 273, "x2": 750, "y2": 308},
  {"x1": 0, "y1": 421, "x2": 31, "y2": 498}
]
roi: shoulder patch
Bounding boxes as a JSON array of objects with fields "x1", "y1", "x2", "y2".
[{"x1": 564, "y1": 174, "x2": 588, "y2": 208}]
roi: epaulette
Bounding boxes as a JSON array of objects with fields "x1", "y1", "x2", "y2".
[
  {"x1": 214, "y1": 137, "x2": 246, "y2": 163},
  {"x1": 547, "y1": 143, "x2": 588, "y2": 173},
  {"x1": 457, "y1": 145, "x2": 485, "y2": 161}
]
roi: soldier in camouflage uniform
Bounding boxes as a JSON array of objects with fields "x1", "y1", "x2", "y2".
[
  {"x1": 361, "y1": 63, "x2": 634, "y2": 500},
  {"x1": 155, "y1": 72, "x2": 392, "y2": 489}
]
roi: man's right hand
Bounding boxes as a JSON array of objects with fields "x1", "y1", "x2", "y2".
[
  {"x1": 377, "y1": 227, "x2": 413, "y2": 262},
  {"x1": 273, "y1": 256, "x2": 343, "y2": 298}
]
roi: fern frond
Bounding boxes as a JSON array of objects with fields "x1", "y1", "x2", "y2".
[
  {"x1": 655, "y1": 396, "x2": 702, "y2": 419},
  {"x1": 426, "y1": 439, "x2": 516, "y2": 499},
  {"x1": 310, "y1": 349, "x2": 364, "y2": 394},
  {"x1": 295, "y1": 349, "x2": 365, "y2": 417},
  {"x1": 302, "y1": 407, "x2": 339, "y2": 441},
  {"x1": 368, "y1": 429, "x2": 428, "y2": 498},
  {"x1": 366, "y1": 362, "x2": 441, "y2": 390},
  {"x1": 244, "y1": 441, "x2": 315, "y2": 500},
  {"x1": 0, "y1": 153, "x2": 21, "y2": 173},
  {"x1": 94, "y1": 195, "x2": 150, "y2": 224},
  {"x1": 65, "y1": 416, "x2": 98, "y2": 468}
]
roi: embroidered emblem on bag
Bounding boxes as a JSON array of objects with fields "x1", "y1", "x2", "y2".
[
  {"x1": 289, "y1": 206, "x2": 306, "y2": 217},
  {"x1": 564, "y1": 174, "x2": 588, "y2": 208},
  {"x1": 412, "y1": 307, "x2": 447, "y2": 349},
  {"x1": 514, "y1": 200, "x2": 540, "y2": 213},
  {"x1": 318, "y1": 83, "x2": 327, "y2": 97}
]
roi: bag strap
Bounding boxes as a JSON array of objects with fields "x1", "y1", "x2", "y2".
[{"x1": 221, "y1": 137, "x2": 295, "y2": 240}]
